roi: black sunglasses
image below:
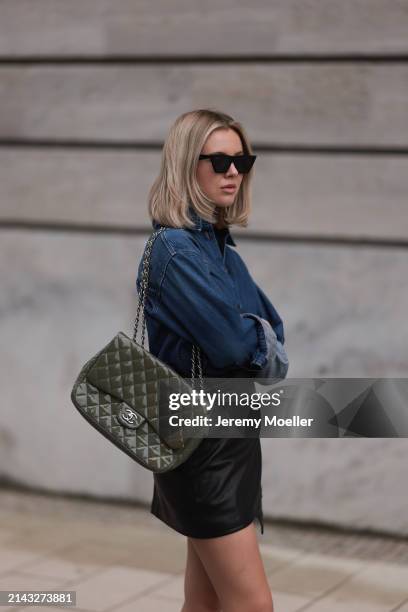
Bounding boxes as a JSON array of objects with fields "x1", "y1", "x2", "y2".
[{"x1": 198, "y1": 153, "x2": 256, "y2": 174}]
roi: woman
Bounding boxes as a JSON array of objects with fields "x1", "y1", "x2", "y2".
[{"x1": 136, "y1": 109, "x2": 288, "y2": 612}]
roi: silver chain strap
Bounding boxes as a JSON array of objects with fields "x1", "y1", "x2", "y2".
[{"x1": 133, "y1": 228, "x2": 203, "y2": 390}]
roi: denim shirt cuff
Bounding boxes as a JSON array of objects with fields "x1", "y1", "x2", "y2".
[
  {"x1": 241, "y1": 312, "x2": 269, "y2": 370},
  {"x1": 244, "y1": 313, "x2": 289, "y2": 382}
]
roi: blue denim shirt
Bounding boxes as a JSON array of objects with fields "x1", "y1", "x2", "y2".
[{"x1": 136, "y1": 206, "x2": 287, "y2": 379}]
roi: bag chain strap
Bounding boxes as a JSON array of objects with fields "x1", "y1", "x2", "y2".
[{"x1": 132, "y1": 227, "x2": 203, "y2": 390}]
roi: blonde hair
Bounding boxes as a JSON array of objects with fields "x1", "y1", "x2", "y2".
[{"x1": 147, "y1": 108, "x2": 255, "y2": 229}]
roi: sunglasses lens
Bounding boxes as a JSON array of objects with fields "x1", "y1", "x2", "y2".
[
  {"x1": 235, "y1": 155, "x2": 256, "y2": 173},
  {"x1": 211, "y1": 156, "x2": 230, "y2": 173}
]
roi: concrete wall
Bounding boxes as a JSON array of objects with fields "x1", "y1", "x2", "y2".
[{"x1": 0, "y1": 1, "x2": 407, "y2": 535}]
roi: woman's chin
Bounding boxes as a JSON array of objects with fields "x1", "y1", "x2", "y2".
[{"x1": 214, "y1": 194, "x2": 236, "y2": 207}]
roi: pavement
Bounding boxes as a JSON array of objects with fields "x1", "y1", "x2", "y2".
[{"x1": 0, "y1": 486, "x2": 408, "y2": 611}]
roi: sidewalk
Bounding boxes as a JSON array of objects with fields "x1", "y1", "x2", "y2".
[{"x1": 0, "y1": 487, "x2": 407, "y2": 612}]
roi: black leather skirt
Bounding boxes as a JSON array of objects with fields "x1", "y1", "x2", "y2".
[
  {"x1": 151, "y1": 436, "x2": 263, "y2": 538},
  {"x1": 150, "y1": 375, "x2": 264, "y2": 539}
]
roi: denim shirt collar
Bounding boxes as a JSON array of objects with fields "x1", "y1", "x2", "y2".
[{"x1": 152, "y1": 205, "x2": 236, "y2": 246}]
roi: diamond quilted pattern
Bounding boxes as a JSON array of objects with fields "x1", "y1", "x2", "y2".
[
  {"x1": 70, "y1": 331, "x2": 207, "y2": 472},
  {"x1": 86, "y1": 332, "x2": 196, "y2": 450}
]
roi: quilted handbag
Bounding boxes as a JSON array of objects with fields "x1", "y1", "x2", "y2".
[{"x1": 70, "y1": 227, "x2": 209, "y2": 472}]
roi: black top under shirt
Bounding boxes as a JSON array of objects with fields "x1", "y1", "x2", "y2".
[{"x1": 213, "y1": 226, "x2": 229, "y2": 255}]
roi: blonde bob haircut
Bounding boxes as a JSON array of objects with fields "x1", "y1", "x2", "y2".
[{"x1": 148, "y1": 108, "x2": 255, "y2": 230}]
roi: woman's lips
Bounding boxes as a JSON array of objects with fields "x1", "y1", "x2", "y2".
[{"x1": 221, "y1": 186, "x2": 236, "y2": 192}]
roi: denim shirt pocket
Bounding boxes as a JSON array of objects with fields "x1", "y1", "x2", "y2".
[{"x1": 207, "y1": 263, "x2": 242, "y2": 311}]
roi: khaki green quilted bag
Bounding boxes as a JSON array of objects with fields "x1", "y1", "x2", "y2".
[{"x1": 70, "y1": 227, "x2": 208, "y2": 472}]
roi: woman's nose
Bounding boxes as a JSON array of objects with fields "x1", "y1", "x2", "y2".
[{"x1": 226, "y1": 163, "x2": 239, "y2": 175}]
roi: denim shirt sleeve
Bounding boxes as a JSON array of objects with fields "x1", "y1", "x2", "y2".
[
  {"x1": 254, "y1": 281, "x2": 285, "y2": 345},
  {"x1": 157, "y1": 250, "x2": 269, "y2": 371}
]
